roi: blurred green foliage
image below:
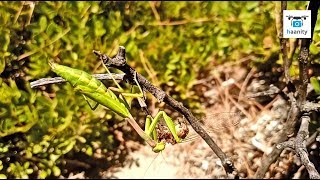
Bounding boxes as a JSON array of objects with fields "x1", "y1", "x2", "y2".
[{"x1": 0, "y1": 1, "x2": 317, "y2": 178}]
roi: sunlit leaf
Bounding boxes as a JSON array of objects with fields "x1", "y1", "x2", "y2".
[
  {"x1": 310, "y1": 76, "x2": 320, "y2": 95},
  {"x1": 39, "y1": 16, "x2": 48, "y2": 32}
]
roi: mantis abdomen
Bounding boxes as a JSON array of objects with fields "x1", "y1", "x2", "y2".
[{"x1": 49, "y1": 61, "x2": 131, "y2": 118}]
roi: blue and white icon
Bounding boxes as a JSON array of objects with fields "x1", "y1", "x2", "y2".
[
  {"x1": 286, "y1": 15, "x2": 308, "y2": 28},
  {"x1": 292, "y1": 20, "x2": 302, "y2": 27},
  {"x1": 283, "y1": 10, "x2": 311, "y2": 38}
]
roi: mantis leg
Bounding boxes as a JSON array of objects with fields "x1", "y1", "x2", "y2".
[
  {"x1": 145, "y1": 115, "x2": 166, "y2": 153},
  {"x1": 108, "y1": 85, "x2": 151, "y2": 116},
  {"x1": 132, "y1": 72, "x2": 151, "y2": 115},
  {"x1": 102, "y1": 62, "x2": 148, "y2": 111},
  {"x1": 102, "y1": 65, "x2": 147, "y2": 110},
  {"x1": 145, "y1": 115, "x2": 158, "y2": 141},
  {"x1": 108, "y1": 87, "x2": 144, "y2": 98},
  {"x1": 132, "y1": 71, "x2": 146, "y2": 100},
  {"x1": 107, "y1": 86, "x2": 143, "y2": 110},
  {"x1": 73, "y1": 84, "x2": 99, "y2": 110},
  {"x1": 101, "y1": 58, "x2": 165, "y2": 151},
  {"x1": 102, "y1": 62, "x2": 123, "y2": 91},
  {"x1": 146, "y1": 111, "x2": 182, "y2": 144},
  {"x1": 107, "y1": 72, "x2": 146, "y2": 102},
  {"x1": 81, "y1": 94, "x2": 99, "y2": 110}
]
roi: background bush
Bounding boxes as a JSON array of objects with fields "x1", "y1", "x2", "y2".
[{"x1": 1, "y1": 1, "x2": 318, "y2": 178}]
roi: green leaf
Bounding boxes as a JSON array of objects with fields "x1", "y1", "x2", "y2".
[
  {"x1": 21, "y1": 174, "x2": 29, "y2": 179},
  {"x1": 49, "y1": 154, "x2": 60, "y2": 162},
  {"x1": 167, "y1": 64, "x2": 176, "y2": 70},
  {"x1": 310, "y1": 77, "x2": 320, "y2": 94},
  {"x1": 246, "y1": 2, "x2": 259, "y2": 11},
  {"x1": 91, "y1": 3, "x2": 99, "y2": 13},
  {"x1": 310, "y1": 44, "x2": 320, "y2": 54},
  {"x1": 39, "y1": 16, "x2": 48, "y2": 32},
  {"x1": 61, "y1": 140, "x2": 76, "y2": 154},
  {"x1": 76, "y1": 136, "x2": 86, "y2": 143},
  {"x1": 0, "y1": 174, "x2": 6, "y2": 179},
  {"x1": 0, "y1": 32, "x2": 10, "y2": 51},
  {"x1": 25, "y1": 168, "x2": 33, "y2": 174},
  {"x1": 23, "y1": 162, "x2": 30, "y2": 169},
  {"x1": 85, "y1": 146, "x2": 93, "y2": 156},
  {"x1": 33, "y1": 144, "x2": 42, "y2": 154},
  {"x1": 39, "y1": 170, "x2": 47, "y2": 179},
  {"x1": 52, "y1": 166, "x2": 61, "y2": 176},
  {"x1": 71, "y1": 52, "x2": 78, "y2": 60}
]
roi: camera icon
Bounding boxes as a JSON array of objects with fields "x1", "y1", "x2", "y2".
[
  {"x1": 286, "y1": 15, "x2": 308, "y2": 28},
  {"x1": 292, "y1": 20, "x2": 302, "y2": 27}
]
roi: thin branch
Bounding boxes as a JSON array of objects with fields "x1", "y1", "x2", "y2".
[
  {"x1": 254, "y1": 132, "x2": 287, "y2": 178},
  {"x1": 297, "y1": 0, "x2": 320, "y2": 107},
  {"x1": 13, "y1": 1, "x2": 25, "y2": 24},
  {"x1": 277, "y1": 139, "x2": 295, "y2": 149},
  {"x1": 149, "y1": 1, "x2": 161, "y2": 22},
  {"x1": 296, "y1": 115, "x2": 320, "y2": 179},
  {"x1": 278, "y1": 114, "x2": 320, "y2": 179},
  {"x1": 288, "y1": 38, "x2": 298, "y2": 63},
  {"x1": 238, "y1": 68, "x2": 255, "y2": 100},
  {"x1": 306, "y1": 127, "x2": 320, "y2": 147},
  {"x1": 93, "y1": 47, "x2": 239, "y2": 178},
  {"x1": 25, "y1": 1, "x2": 35, "y2": 26},
  {"x1": 302, "y1": 101, "x2": 320, "y2": 112},
  {"x1": 276, "y1": 1, "x2": 291, "y2": 83},
  {"x1": 285, "y1": 92, "x2": 300, "y2": 138},
  {"x1": 30, "y1": 73, "x2": 125, "y2": 88}
]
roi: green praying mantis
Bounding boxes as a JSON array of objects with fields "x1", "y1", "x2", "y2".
[{"x1": 48, "y1": 60, "x2": 189, "y2": 153}]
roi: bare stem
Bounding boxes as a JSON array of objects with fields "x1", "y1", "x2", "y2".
[{"x1": 30, "y1": 73, "x2": 125, "y2": 88}]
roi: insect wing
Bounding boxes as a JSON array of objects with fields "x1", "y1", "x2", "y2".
[
  {"x1": 182, "y1": 112, "x2": 241, "y2": 143},
  {"x1": 202, "y1": 112, "x2": 241, "y2": 133}
]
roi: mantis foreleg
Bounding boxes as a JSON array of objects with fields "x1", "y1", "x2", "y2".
[
  {"x1": 146, "y1": 111, "x2": 182, "y2": 145},
  {"x1": 145, "y1": 115, "x2": 165, "y2": 153}
]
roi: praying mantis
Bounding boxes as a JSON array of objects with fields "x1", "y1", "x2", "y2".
[{"x1": 48, "y1": 61, "x2": 188, "y2": 153}]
